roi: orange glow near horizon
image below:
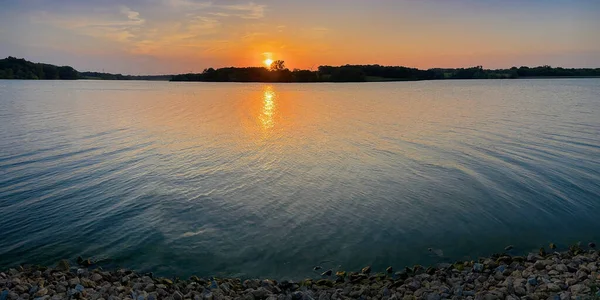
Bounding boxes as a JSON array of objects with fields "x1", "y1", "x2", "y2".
[
  {"x1": 263, "y1": 58, "x2": 274, "y2": 68},
  {"x1": 8, "y1": 1, "x2": 597, "y2": 74}
]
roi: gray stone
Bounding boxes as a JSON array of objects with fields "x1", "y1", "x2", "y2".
[
  {"x1": 569, "y1": 284, "x2": 590, "y2": 294},
  {"x1": 527, "y1": 277, "x2": 538, "y2": 286},
  {"x1": 68, "y1": 277, "x2": 80, "y2": 287},
  {"x1": 559, "y1": 291, "x2": 571, "y2": 300},
  {"x1": 173, "y1": 291, "x2": 183, "y2": 300},
  {"x1": 252, "y1": 288, "x2": 270, "y2": 299},
  {"x1": 547, "y1": 283, "x2": 561, "y2": 292},
  {"x1": 515, "y1": 286, "x2": 526, "y2": 296},
  {"x1": 56, "y1": 260, "x2": 70, "y2": 272},
  {"x1": 554, "y1": 264, "x2": 567, "y2": 273},
  {"x1": 534, "y1": 260, "x2": 547, "y2": 270},
  {"x1": 91, "y1": 273, "x2": 103, "y2": 282}
]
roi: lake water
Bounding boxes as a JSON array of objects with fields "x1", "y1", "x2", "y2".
[{"x1": 0, "y1": 79, "x2": 599, "y2": 279}]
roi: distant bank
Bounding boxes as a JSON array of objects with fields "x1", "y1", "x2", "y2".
[{"x1": 1, "y1": 56, "x2": 600, "y2": 82}]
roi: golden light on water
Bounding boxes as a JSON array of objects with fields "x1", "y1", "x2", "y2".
[{"x1": 260, "y1": 86, "x2": 276, "y2": 129}]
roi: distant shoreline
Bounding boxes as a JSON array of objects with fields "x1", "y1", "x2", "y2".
[
  {"x1": 2, "y1": 76, "x2": 600, "y2": 83},
  {"x1": 2, "y1": 56, "x2": 600, "y2": 82}
]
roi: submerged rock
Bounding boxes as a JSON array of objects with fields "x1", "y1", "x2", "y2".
[{"x1": 56, "y1": 259, "x2": 70, "y2": 272}]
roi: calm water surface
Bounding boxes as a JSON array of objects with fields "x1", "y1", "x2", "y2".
[{"x1": 0, "y1": 79, "x2": 599, "y2": 279}]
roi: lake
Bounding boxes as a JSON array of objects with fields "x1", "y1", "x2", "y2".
[{"x1": 0, "y1": 79, "x2": 599, "y2": 279}]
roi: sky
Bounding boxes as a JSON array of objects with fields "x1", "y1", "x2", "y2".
[{"x1": 1, "y1": 0, "x2": 599, "y2": 74}]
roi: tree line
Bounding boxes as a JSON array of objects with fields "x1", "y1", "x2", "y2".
[
  {"x1": 0, "y1": 57, "x2": 169, "y2": 80},
  {"x1": 0, "y1": 57, "x2": 78, "y2": 79},
  {"x1": 171, "y1": 61, "x2": 600, "y2": 82},
  {"x1": 2, "y1": 56, "x2": 600, "y2": 82}
]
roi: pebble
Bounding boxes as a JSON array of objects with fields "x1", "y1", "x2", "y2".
[
  {"x1": 68, "y1": 277, "x2": 80, "y2": 287},
  {"x1": 527, "y1": 277, "x2": 538, "y2": 286},
  {"x1": 173, "y1": 291, "x2": 183, "y2": 300},
  {"x1": 91, "y1": 273, "x2": 103, "y2": 282},
  {"x1": 0, "y1": 248, "x2": 599, "y2": 300}
]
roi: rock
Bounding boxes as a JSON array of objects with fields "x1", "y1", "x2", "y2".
[
  {"x1": 315, "y1": 279, "x2": 333, "y2": 287},
  {"x1": 34, "y1": 288, "x2": 48, "y2": 297},
  {"x1": 320, "y1": 270, "x2": 332, "y2": 276},
  {"x1": 252, "y1": 287, "x2": 270, "y2": 299},
  {"x1": 292, "y1": 291, "x2": 304, "y2": 300},
  {"x1": 76, "y1": 257, "x2": 93, "y2": 267},
  {"x1": 534, "y1": 260, "x2": 547, "y2": 270},
  {"x1": 547, "y1": 283, "x2": 561, "y2": 292},
  {"x1": 554, "y1": 264, "x2": 567, "y2": 273},
  {"x1": 515, "y1": 286, "x2": 526, "y2": 296},
  {"x1": 203, "y1": 291, "x2": 213, "y2": 300},
  {"x1": 569, "y1": 284, "x2": 590, "y2": 294},
  {"x1": 335, "y1": 271, "x2": 346, "y2": 278},
  {"x1": 56, "y1": 260, "x2": 70, "y2": 272},
  {"x1": 527, "y1": 277, "x2": 538, "y2": 286},
  {"x1": 68, "y1": 277, "x2": 80, "y2": 287},
  {"x1": 173, "y1": 291, "x2": 183, "y2": 300},
  {"x1": 91, "y1": 273, "x2": 103, "y2": 282},
  {"x1": 566, "y1": 278, "x2": 578, "y2": 286},
  {"x1": 361, "y1": 266, "x2": 371, "y2": 274},
  {"x1": 559, "y1": 291, "x2": 571, "y2": 300},
  {"x1": 550, "y1": 243, "x2": 557, "y2": 250},
  {"x1": 407, "y1": 280, "x2": 420, "y2": 291},
  {"x1": 473, "y1": 263, "x2": 483, "y2": 272},
  {"x1": 575, "y1": 270, "x2": 588, "y2": 280},
  {"x1": 144, "y1": 284, "x2": 156, "y2": 292},
  {"x1": 527, "y1": 253, "x2": 540, "y2": 262},
  {"x1": 386, "y1": 266, "x2": 393, "y2": 274},
  {"x1": 81, "y1": 278, "x2": 96, "y2": 288}
]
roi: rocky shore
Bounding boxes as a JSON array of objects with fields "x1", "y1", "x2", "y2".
[{"x1": 1, "y1": 245, "x2": 600, "y2": 300}]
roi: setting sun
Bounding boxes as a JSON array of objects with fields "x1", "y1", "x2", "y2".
[{"x1": 264, "y1": 58, "x2": 274, "y2": 67}]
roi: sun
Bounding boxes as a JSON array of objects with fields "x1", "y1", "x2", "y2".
[{"x1": 264, "y1": 58, "x2": 274, "y2": 67}]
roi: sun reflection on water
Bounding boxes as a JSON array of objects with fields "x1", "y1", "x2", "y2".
[{"x1": 260, "y1": 86, "x2": 276, "y2": 129}]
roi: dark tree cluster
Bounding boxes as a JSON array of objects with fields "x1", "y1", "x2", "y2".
[
  {"x1": 0, "y1": 57, "x2": 78, "y2": 79},
  {"x1": 513, "y1": 66, "x2": 600, "y2": 77},
  {"x1": 171, "y1": 65, "x2": 320, "y2": 82},
  {"x1": 173, "y1": 63, "x2": 600, "y2": 83},
  {"x1": 0, "y1": 57, "x2": 171, "y2": 81},
  {"x1": 79, "y1": 71, "x2": 171, "y2": 81},
  {"x1": 3, "y1": 56, "x2": 599, "y2": 82}
]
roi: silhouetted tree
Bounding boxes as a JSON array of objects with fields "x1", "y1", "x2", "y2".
[{"x1": 270, "y1": 60, "x2": 286, "y2": 71}]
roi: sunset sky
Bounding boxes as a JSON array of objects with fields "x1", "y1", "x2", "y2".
[{"x1": 1, "y1": 0, "x2": 599, "y2": 74}]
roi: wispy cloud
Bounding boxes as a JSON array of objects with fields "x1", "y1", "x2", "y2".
[
  {"x1": 220, "y1": 2, "x2": 266, "y2": 19},
  {"x1": 32, "y1": 6, "x2": 145, "y2": 42},
  {"x1": 119, "y1": 6, "x2": 145, "y2": 26}
]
